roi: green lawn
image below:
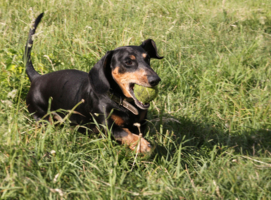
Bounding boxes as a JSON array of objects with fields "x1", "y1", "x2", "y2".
[{"x1": 1, "y1": 0, "x2": 271, "y2": 199}]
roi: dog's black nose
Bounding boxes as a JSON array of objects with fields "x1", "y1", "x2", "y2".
[{"x1": 148, "y1": 75, "x2": 161, "y2": 87}]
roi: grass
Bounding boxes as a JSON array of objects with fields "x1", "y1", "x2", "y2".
[{"x1": 1, "y1": 0, "x2": 271, "y2": 199}]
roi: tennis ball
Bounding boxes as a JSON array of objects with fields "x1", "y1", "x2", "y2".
[{"x1": 134, "y1": 85, "x2": 159, "y2": 103}]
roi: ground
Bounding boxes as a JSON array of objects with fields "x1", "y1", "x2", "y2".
[{"x1": 0, "y1": 0, "x2": 271, "y2": 199}]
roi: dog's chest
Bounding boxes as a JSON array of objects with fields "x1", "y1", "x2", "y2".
[{"x1": 110, "y1": 109, "x2": 147, "y2": 127}]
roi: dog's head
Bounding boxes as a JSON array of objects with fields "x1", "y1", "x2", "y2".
[{"x1": 89, "y1": 39, "x2": 163, "y2": 110}]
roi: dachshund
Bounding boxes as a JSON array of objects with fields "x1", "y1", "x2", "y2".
[{"x1": 24, "y1": 13, "x2": 163, "y2": 153}]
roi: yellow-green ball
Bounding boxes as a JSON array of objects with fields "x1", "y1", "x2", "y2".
[{"x1": 134, "y1": 85, "x2": 159, "y2": 103}]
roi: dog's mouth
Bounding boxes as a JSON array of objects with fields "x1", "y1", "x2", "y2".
[{"x1": 128, "y1": 83, "x2": 150, "y2": 110}]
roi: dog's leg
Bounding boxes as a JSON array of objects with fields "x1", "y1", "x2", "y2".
[
  {"x1": 49, "y1": 112, "x2": 64, "y2": 124},
  {"x1": 107, "y1": 114, "x2": 151, "y2": 153},
  {"x1": 28, "y1": 104, "x2": 47, "y2": 121},
  {"x1": 113, "y1": 127, "x2": 151, "y2": 153}
]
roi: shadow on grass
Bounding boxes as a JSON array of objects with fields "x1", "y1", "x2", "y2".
[
  {"x1": 147, "y1": 110, "x2": 271, "y2": 159},
  {"x1": 24, "y1": 104, "x2": 271, "y2": 162}
]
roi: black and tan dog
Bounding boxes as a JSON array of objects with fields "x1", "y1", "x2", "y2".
[{"x1": 24, "y1": 13, "x2": 163, "y2": 153}]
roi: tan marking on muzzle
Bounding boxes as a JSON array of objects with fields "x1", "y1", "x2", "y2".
[{"x1": 112, "y1": 67, "x2": 149, "y2": 98}]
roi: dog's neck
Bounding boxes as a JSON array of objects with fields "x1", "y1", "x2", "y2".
[{"x1": 107, "y1": 90, "x2": 138, "y2": 115}]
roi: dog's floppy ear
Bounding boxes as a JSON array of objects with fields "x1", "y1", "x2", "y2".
[
  {"x1": 89, "y1": 51, "x2": 113, "y2": 94},
  {"x1": 140, "y1": 39, "x2": 163, "y2": 59}
]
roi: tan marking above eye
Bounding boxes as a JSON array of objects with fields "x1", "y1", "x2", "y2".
[
  {"x1": 142, "y1": 53, "x2": 147, "y2": 58},
  {"x1": 130, "y1": 55, "x2": 136, "y2": 60},
  {"x1": 111, "y1": 114, "x2": 125, "y2": 126}
]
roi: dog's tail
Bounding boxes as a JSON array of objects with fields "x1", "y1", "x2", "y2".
[{"x1": 24, "y1": 13, "x2": 44, "y2": 82}]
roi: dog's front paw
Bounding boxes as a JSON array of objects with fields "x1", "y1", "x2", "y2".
[
  {"x1": 129, "y1": 133, "x2": 152, "y2": 153},
  {"x1": 119, "y1": 128, "x2": 152, "y2": 153}
]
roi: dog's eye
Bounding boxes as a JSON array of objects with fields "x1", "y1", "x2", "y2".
[{"x1": 125, "y1": 60, "x2": 133, "y2": 66}]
